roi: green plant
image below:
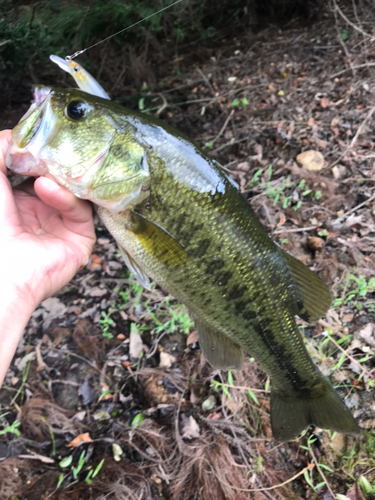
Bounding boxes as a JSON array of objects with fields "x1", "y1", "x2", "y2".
[
  {"x1": 0, "y1": 419, "x2": 20, "y2": 436},
  {"x1": 99, "y1": 308, "x2": 115, "y2": 339},
  {"x1": 334, "y1": 274, "x2": 375, "y2": 308},
  {"x1": 300, "y1": 436, "x2": 334, "y2": 492},
  {"x1": 131, "y1": 413, "x2": 144, "y2": 428},
  {"x1": 232, "y1": 97, "x2": 248, "y2": 107},
  {"x1": 58, "y1": 451, "x2": 104, "y2": 487},
  {"x1": 247, "y1": 170, "x2": 322, "y2": 210}
]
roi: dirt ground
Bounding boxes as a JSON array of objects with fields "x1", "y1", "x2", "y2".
[{"x1": 1, "y1": 1, "x2": 375, "y2": 499}]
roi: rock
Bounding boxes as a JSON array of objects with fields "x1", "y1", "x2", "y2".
[{"x1": 296, "y1": 150, "x2": 325, "y2": 171}]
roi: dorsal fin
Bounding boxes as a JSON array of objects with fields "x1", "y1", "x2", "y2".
[{"x1": 279, "y1": 247, "x2": 332, "y2": 323}]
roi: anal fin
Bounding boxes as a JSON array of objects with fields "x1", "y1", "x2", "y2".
[
  {"x1": 279, "y1": 246, "x2": 332, "y2": 323},
  {"x1": 194, "y1": 317, "x2": 244, "y2": 371}
]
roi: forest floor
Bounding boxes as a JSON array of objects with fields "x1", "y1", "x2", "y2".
[{"x1": 0, "y1": 2, "x2": 375, "y2": 499}]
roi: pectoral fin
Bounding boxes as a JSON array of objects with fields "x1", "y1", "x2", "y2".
[
  {"x1": 118, "y1": 246, "x2": 151, "y2": 290},
  {"x1": 279, "y1": 247, "x2": 332, "y2": 323},
  {"x1": 194, "y1": 317, "x2": 244, "y2": 371},
  {"x1": 132, "y1": 211, "x2": 189, "y2": 267}
]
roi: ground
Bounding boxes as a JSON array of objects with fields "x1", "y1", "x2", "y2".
[{"x1": 0, "y1": 1, "x2": 375, "y2": 499}]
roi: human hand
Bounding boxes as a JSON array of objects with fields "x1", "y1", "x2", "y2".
[{"x1": 0, "y1": 129, "x2": 96, "y2": 385}]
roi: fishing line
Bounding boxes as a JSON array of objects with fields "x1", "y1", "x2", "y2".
[{"x1": 66, "y1": 0, "x2": 187, "y2": 60}]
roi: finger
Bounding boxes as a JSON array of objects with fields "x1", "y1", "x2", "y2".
[
  {"x1": 0, "y1": 130, "x2": 12, "y2": 176},
  {"x1": 34, "y1": 176, "x2": 95, "y2": 230}
]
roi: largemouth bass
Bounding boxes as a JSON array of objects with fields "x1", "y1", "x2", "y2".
[{"x1": 6, "y1": 86, "x2": 360, "y2": 441}]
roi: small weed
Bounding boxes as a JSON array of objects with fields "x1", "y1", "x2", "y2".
[
  {"x1": 300, "y1": 436, "x2": 334, "y2": 492},
  {"x1": 232, "y1": 97, "x2": 248, "y2": 107},
  {"x1": 58, "y1": 451, "x2": 104, "y2": 487},
  {"x1": 247, "y1": 169, "x2": 322, "y2": 210},
  {"x1": 131, "y1": 413, "x2": 144, "y2": 428},
  {"x1": 334, "y1": 274, "x2": 375, "y2": 309},
  {"x1": 0, "y1": 419, "x2": 20, "y2": 436},
  {"x1": 99, "y1": 308, "x2": 115, "y2": 339}
]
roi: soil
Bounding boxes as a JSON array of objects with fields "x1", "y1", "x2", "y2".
[{"x1": 1, "y1": 2, "x2": 375, "y2": 499}]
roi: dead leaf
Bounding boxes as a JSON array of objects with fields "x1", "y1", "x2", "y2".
[
  {"x1": 86, "y1": 286, "x2": 107, "y2": 297},
  {"x1": 18, "y1": 454, "x2": 55, "y2": 464},
  {"x1": 187, "y1": 330, "x2": 199, "y2": 346},
  {"x1": 307, "y1": 236, "x2": 325, "y2": 251},
  {"x1": 345, "y1": 483, "x2": 366, "y2": 500},
  {"x1": 78, "y1": 378, "x2": 93, "y2": 404},
  {"x1": 88, "y1": 254, "x2": 102, "y2": 270},
  {"x1": 66, "y1": 432, "x2": 93, "y2": 447},
  {"x1": 159, "y1": 352, "x2": 176, "y2": 369},
  {"x1": 296, "y1": 150, "x2": 325, "y2": 171},
  {"x1": 307, "y1": 117, "x2": 315, "y2": 126},
  {"x1": 320, "y1": 96, "x2": 330, "y2": 108},
  {"x1": 278, "y1": 212, "x2": 286, "y2": 226},
  {"x1": 358, "y1": 324, "x2": 375, "y2": 348},
  {"x1": 35, "y1": 343, "x2": 48, "y2": 372},
  {"x1": 181, "y1": 415, "x2": 200, "y2": 439},
  {"x1": 129, "y1": 327, "x2": 144, "y2": 359}
]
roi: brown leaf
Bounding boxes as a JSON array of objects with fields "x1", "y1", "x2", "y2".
[
  {"x1": 307, "y1": 236, "x2": 325, "y2": 251},
  {"x1": 346, "y1": 482, "x2": 366, "y2": 500},
  {"x1": 277, "y1": 212, "x2": 286, "y2": 226},
  {"x1": 320, "y1": 96, "x2": 330, "y2": 108},
  {"x1": 66, "y1": 432, "x2": 93, "y2": 448},
  {"x1": 187, "y1": 330, "x2": 199, "y2": 346},
  {"x1": 88, "y1": 254, "x2": 101, "y2": 270},
  {"x1": 307, "y1": 117, "x2": 315, "y2": 126}
]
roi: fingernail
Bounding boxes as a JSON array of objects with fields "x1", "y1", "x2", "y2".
[{"x1": 42, "y1": 177, "x2": 60, "y2": 191}]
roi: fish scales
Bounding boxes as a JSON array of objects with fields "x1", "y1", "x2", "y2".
[
  {"x1": 98, "y1": 142, "x2": 319, "y2": 395},
  {"x1": 6, "y1": 86, "x2": 360, "y2": 441}
]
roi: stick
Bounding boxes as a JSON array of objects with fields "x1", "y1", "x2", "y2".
[{"x1": 215, "y1": 463, "x2": 315, "y2": 492}]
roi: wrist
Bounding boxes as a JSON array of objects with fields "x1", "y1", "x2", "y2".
[{"x1": 0, "y1": 284, "x2": 37, "y2": 387}]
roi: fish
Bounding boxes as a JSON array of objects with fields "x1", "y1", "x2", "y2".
[
  {"x1": 5, "y1": 85, "x2": 360, "y2": 442},
  {"x1": 49, "y1": 55, "x2": 110, "y2": 100}
]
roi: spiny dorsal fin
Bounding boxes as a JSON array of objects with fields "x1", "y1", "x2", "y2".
[
  {"x1": 279, "y1": 247, "x2": 332, "y2": 323},
  {"x1": 194, "y1": 316, "x2": 244, "y2": 371}
]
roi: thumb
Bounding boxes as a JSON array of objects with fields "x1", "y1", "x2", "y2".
[{"x1": 34, "y1": 176, "x2": 95, "y2": 235}]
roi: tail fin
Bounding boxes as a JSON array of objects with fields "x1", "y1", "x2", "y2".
[{"x1": 271, "y1": 378, "x2": 361, "y2": 442}]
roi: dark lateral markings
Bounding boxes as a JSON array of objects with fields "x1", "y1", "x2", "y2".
[
  {"x1": 189, "y1": 238, "x2": 211, "y2": 258},
  {"x1": 255, "y1": 312, "x2": 313, "y2": 395}
]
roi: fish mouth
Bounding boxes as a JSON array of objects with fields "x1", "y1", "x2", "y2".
[{"x1": 5, "y1": 86, "x2": 54, "y2": 176}]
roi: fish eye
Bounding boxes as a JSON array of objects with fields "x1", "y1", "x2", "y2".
[
  {"x1": 66, "y1": 100, "x2": 87, "y2": 120},
  {"x1": 73, "y1": 66, "x2": 79, "y2": 73}
]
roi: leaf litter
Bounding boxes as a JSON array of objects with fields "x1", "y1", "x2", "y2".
[{"x1": 1, "y1": 2, "x2": 375, "y2": 499}]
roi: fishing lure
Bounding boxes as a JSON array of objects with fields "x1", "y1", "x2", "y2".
[{"x1": 49, "y1": 55, "x2": 110, "y2": 99}]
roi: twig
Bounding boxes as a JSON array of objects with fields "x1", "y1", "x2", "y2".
[
  {"x1": 309, "y1": 447, "x2": 336, "y2": 499},
  {"x1": 331, "y1": 62, "x2": 375, "y2": 78},
  {"x1": 212, "y1": 109, "x2": 235, "y2": 144},
  {"x1": 331, "y1": 0, "x2": 373, "y2": 39},
  {"x1": 214, "y1": 463, "x2": 315, "y2": 492},
  {"x1": 196, "y1": 66, "x2": 216, "y2": 96},
  {"x1": 273, "y1": 225, "x2": 318, "y2": 234},
  {"x1": 326, "y1": 333, "x2": 375, "y2": 383},
  {"x1": 332, "y1": 1, "x2": 355, "y2": 78},
  {"x1": 216, "y1": 382, "x2": 269, "y2": 393},
  {"x1": 326, "y1": 105, "x2": 375, "y2": 170},
  {"x1": 336, "y1": 192, "x2": 375, "y2": 221}
]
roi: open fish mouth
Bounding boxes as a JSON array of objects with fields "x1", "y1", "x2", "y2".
[{"x1": 5, "y1": 86, "x2": 53, "y2": 176}]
